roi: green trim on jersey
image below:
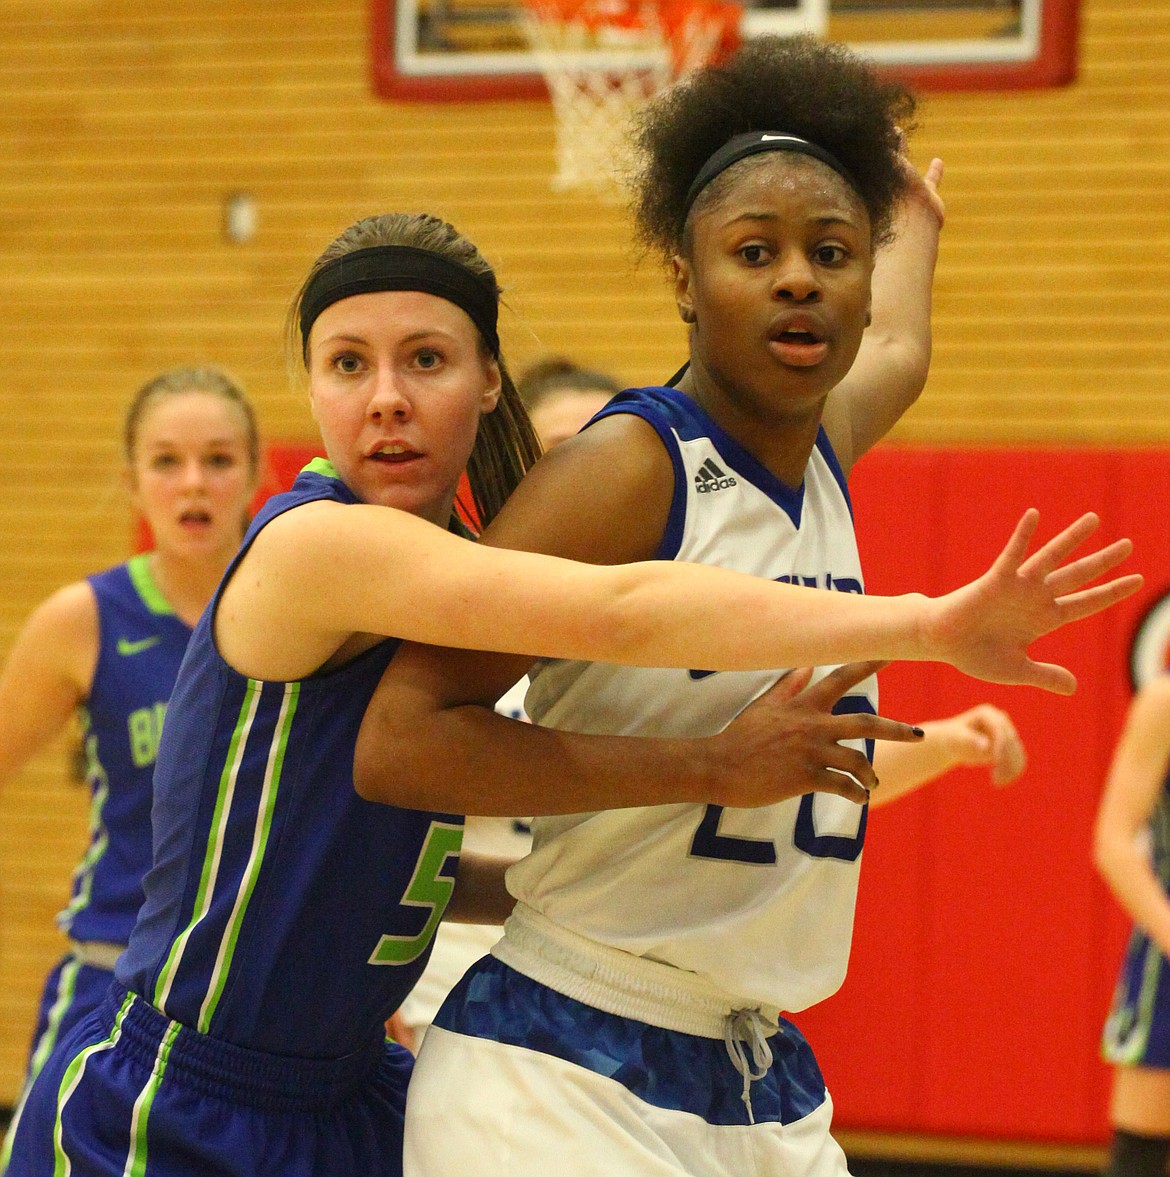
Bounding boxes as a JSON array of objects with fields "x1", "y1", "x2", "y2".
[
  {"x1": 126, "y1": 554, "x2": 176, "y2": 617},
  {"x1": 52, "y1": 991, "x2": 135, "y2": 1177},
  {"x1": 124, "y1": 1018, "x2": 180, "y2": 1177},
  {"x1": 154, "y1": 679, "x2": 263, "y2": 1011},
  {"x1": 57, "y1": 724, "x2": 110, "y2": 932},
  {"x1": 152, "y1": 679, "x2": 302, "y2": 1033},
  {"x1": 304, "y1": 456, "x2": 339, "y2": 479},
  {"x1": 197, "y1": 682, "x2": 300, "y2": 1032},
  {"x1": 0, "y1": 958, "x2": 83, "y2": 1172},
  {"x1": 1103, "y1": 940, "x2": 1163, "y2": 1065}
]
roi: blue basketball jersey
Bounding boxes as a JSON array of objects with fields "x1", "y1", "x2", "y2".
[
  {"x1": 1103, "y1": 751, "x2": 1170, "y2": 1067},
  {"x1": 60, "y1": 556, "x2": 192, "y2": 946},
  {"x1": 116, "y1": 458, "x2": 465, "y2": 1060}
]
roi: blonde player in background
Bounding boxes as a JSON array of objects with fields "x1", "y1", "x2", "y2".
[{"x1": 0, "y1": 367, "x2": 259, "y2": 1170}]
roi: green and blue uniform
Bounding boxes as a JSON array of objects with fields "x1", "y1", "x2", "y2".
[
  {"x1": 7, "y1": 461, "x2": 464, "y2": 1177},
  {"x1": 2, "y1": 557, "x2": 191, "y2": 1173},
  {"x1": 1103, "y1": 746, "x2": 1170, "y2": 1068}
]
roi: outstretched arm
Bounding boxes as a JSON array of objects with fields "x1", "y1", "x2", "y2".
[
  {"x1": 1094, "y1": 678, "x2": 1170, "y2": 959},
  {"x1": 356, "y1": 654, "x2": 914, "y2": 815},
  {"x1": 352, "y1": 423, "x2": 1137, "y2": 815},
  {"x1": 0, "y1": 582, "x2": 97, "y2": 789},
  {"x1": 224, "y1": 472, "x2": 1139, "y2": 694},
  {"x1": 870, "y1": 703, "x2": 1026, "y2": 808},
  {"x1": 822, "y1": 155, "x2": 945, "y2": 475}
]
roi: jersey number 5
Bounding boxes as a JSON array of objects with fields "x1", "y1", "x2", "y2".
[{"x1": 368, "y1": 821, "x2": 463, "y2": 966}]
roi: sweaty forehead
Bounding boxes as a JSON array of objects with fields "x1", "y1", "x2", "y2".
[{"x1": 687, "y1": 153, "x2": 867, "y2": 234}]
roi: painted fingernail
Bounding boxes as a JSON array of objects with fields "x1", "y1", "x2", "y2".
[{"x1": 911, "y1": 726, "x2": 925, "y2": 737}]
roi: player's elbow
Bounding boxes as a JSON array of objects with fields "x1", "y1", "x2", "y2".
[
  {"x1": 1092, "y1": 823, "x2": 1128, "y2": 890},
  {"x1": 352, "y1": 706, "x2": 419, "y2": 806},
  {"x1": 895, "y1": 340, "x2": 932, "y2": 408}
]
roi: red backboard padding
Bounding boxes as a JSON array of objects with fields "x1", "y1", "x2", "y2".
[{"x1": 793, "y1": 445, "x2": 1170, "y2": 1145}]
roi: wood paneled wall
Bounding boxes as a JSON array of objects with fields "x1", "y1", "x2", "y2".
[{"x1": 0, "y1": 0, "x2": 1168, "y2": 1105}]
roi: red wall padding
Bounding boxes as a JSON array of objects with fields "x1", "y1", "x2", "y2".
[{"x1": 793, "y1": 445, "x2": 1170, "y2": 1144}]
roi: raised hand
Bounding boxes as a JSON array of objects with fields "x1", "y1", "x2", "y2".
[
  {"x1": 894, "y1": 138, "x2": 945, "y2": 230},
  {"x1": 925, "y1": 510, "x2": 1142, "y2": 695},
  {"x1": 710, "y1": 660, "x2": 922, "y2": 810}
]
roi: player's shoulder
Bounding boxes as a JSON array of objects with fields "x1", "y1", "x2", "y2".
[
  {"x1": 12, "y1": 579, "x2": 100, "y2": 689},
  {"x1": 244, "y1": 496, "x2": 354, "y2": 566},
  {"x1": 34, "y1": 578, "x2": 98, "y2": 635},
  {"x1": 1132, "y1": 675, "x2": 1170, "y2": 724},
  {"x1": 511, "y1": 410, "x2": 673, "y2": 512},
  {"x1": 478, "y1": 411, "x2": 674, "y2": 565}
]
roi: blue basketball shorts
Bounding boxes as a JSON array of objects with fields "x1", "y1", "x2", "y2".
[
  {"x1": 24, "y1": 954, "x2": 115, "y2": 1082},
  {"x1": 1103, "y1": 926, "x2": 1170, "y2": 1068},
  {"x1": 0, "y1": 953, "x2": 118, "y2": 1175},
  {"x1": 5, "y1": 984, "x2": 414, "y2": 1177}
]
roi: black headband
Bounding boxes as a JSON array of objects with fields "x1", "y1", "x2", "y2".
[
  {"x1": 682, "y1": 132, "x2": 860, "y2": 224},
  {"x1": 299, "y1": 245, "x2": 501, "y2": 358}
]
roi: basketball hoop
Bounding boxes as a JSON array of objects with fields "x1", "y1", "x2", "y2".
[{"x1": 522, "y1": 0, "x2": 741, "y2": 192}]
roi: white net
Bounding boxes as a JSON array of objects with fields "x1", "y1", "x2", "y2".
[{"x1": 523, "y1": 0, "x2": 736, "y2": 192}]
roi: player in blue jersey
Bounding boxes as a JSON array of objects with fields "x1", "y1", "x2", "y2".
[
  {"x1": 4, "y1": 201, "x2": 1138, "y2": 1177},
  {"x1": 347, "y1": 37, "x2": 1123, "y2": 1177},
  {"x1": 1095, "y1": 676, "x2": 1170, "y2": 1176},
  {"x1": 0, "y1": 366, "x2": 259, "y2": 1169}
]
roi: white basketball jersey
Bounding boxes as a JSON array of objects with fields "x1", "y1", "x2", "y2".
[{"x1": 508, "y1": 385, "x2": 877, "y2": 1013}]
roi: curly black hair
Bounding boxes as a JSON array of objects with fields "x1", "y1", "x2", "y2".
[{"x1": 630, "y1": 34, "x2": 917, "y2": 259}]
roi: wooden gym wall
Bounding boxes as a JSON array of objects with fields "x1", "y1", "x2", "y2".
[{"x1": 0, "y1": 0, "x2": 1168, "y2": 1118}]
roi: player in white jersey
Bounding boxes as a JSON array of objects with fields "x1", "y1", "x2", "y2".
[
  {"x1": 353, "y1": 35, "x2": 1135, "y2": 1177},
  {"x1": 511, "y1": 383, "x2": 877, "y2": 1012}
]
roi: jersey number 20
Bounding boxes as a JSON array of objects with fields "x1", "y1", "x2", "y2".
[{"x1": 689, "y1": 696, "x2": 873, "y2": 865}]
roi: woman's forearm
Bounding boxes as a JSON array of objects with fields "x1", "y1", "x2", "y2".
[
  {"x1": 1095, "y1": 837, "x2": 1170, "y2": 960},
  {"x1": 446, "y1": 851, "x2": 519, "y2": 925}
]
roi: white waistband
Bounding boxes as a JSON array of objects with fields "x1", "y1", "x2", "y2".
[
  {"x1": 491, "y1": 904, "x2": 782, "y2": 1039},
  {"x1": 68, "y1": 940, "x2": 125, "y2": 971}
]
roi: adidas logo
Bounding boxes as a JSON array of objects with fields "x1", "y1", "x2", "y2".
[{"x1": 694, "y1": 458, "x2": 737, "y2": 494}]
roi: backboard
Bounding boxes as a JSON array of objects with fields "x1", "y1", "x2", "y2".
[{"x1": 370, "y1": 0, "x2": 1079, "y2": 100}]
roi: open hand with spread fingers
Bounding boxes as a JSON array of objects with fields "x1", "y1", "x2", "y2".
[
  {"x1": 710, "y1": 660, "x2": 923, "y2": 810},
  {"x1": 924, "y1": 510, "x2": 1142, "y2": 695}
]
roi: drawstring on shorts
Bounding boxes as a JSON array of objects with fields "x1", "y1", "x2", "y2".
[{"x1": 722, "y1": 1008, "x2": 776, "y2": 1125}]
